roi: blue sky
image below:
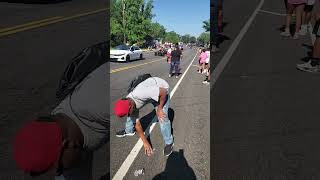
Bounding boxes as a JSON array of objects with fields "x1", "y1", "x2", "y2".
[{"x1": 152, "y1": 0, "x2": 210, "y2": 37}]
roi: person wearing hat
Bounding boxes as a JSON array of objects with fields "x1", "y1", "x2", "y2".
[
  {"x1": 114, "y1": 77, "x2": 174, "y2": 157},
  {"x1": 13, "y1": 63, "x2": 108, "y2": 179}
]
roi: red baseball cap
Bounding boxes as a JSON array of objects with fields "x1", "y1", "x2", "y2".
[
  {"x1": 114, "y1": 99, "x2": 130, "y2": 117},
  {"x1": 13, "y1": 120, "x2": 62, "y2": 174}
]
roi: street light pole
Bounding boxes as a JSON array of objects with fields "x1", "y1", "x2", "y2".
[{"x1": 122, "y1": 0, "x2": 126, "y2": 44}]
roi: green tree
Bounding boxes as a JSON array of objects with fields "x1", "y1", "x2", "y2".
[
  {"x1": 190, "y1": 36, "x2": 197, "y2": 43},
  {"x1": 110, "y1": 0, "x2": 155, "y2": 45},
  {"x1": 197, "y1": 32, "x2": 210, "y2": 45},
  {"x1": 149, "y1": 22, "x2": 166, "y2": 40},
  {"x1": 202, "y1": 20, "x2": 210, "y2": 32},
  {"x1": 164, "y1": 31, "x2": 180, "y2": 44},
  {"x1": 110, "y1": 0, "x2": 123, "y2": 46},
  {"x1": 181, "y1": 34, "x2": 191, "y2": 43}
]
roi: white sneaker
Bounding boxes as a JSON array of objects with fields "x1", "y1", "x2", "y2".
[
  {"x1": 169, "y1": 74, "x2": 172, "y2": 77},
  {"x1": 293, "y1": 33, "x2": 299, "y2": 39},
  {"x1": 280, "y1": 29, "x2": 290, "y2": 37},
  {"x1": 297, "y1": 60, "x2": 312, "y2": 68},
  {"x1": 297, "y1": 60, "x2": 320, "y2": 73},
  {"x1": 202, "y1": 80, "x2": 210, "y2": 85},
  {"x1": 299, "y1": 25, "x2": 307, "y2": 36}
]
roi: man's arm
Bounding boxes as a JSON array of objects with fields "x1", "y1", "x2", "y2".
[
  {"x1": 158, "y1": 87, "x2": 167, "y2": 110},
  {"x1": 156, "y1": 87, "x2": 167, "y2": 121},
  {"x1": 135, "y1": 120, "x2": 153, "y2": 156}
]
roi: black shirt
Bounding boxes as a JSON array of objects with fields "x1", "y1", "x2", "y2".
[{"x1": 171, "y1": 49, "x2": 182, "y2": 61}]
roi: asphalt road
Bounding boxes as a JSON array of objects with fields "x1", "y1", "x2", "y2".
[
  {"x1": 110, "y1": 48, "x2": 210, "y2": 179},
  {"x1": 212, "y1": 0, "x2": 320, "y2": 179},
  {"x1": 0, "y1": 1, "x2": 107, "y2": 179}
]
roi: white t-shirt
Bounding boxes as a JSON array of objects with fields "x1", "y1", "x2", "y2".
[
  {"x1": 127, "y1": 77, "x2": 169, "y2": 109},
  {"x1": 205, "y1": 51, "x2": 210, "y2": 63},
  {"x1": 52, "y1": 63, "x2": 108, "y2": 151}
]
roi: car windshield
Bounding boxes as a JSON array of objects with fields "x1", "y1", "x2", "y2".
[{"x1": 115, "y1": 45, "x2": 130, "y2": 50}]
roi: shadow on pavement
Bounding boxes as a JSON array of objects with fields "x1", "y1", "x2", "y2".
[
  {"x1": 99, "y1": 172, "x2": 110, "y2": 180},
  {"x1": 152, "y1": 149, "x2": 196, "y2": 180},
  {"x1": 217, "y1": 34, "x2": 231, "y2": 46}
]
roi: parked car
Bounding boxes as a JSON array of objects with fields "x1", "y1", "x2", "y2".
[{"x1": 110, "y1": 45, "x2": 143, "y2": 62}]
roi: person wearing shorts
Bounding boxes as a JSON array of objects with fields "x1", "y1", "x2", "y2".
[
  {"x1": 281, "y1": 0, "x2": 307, "y2": 39},
  {"x1": 297, "y1": 0, "x2": 320, "y2": 72},
  {"x1": 301, "y1": 0, "x2": 316, "y2": 35},
  {"x1": 198, "y1": 49, "x2": 208, "y2": 74},
  {"x1": 203, "y1": 49, "x2": 211, "y2": 85},
  {"x1": 203, "y1": 49, "x2": 210, "y2": 74}
]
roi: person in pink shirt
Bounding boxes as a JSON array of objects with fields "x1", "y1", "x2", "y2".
[
  {"x1": 281, "y1": 0, "x2": 307, "y2": 39},
  {"x1": 198, "y1": 49, "x2": 208, "y2": 73}
]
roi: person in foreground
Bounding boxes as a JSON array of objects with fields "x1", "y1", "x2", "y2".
[
  {"x1": 12, "y1": 44, "x2": 108, "y2": 179},
  {"x1": 114, "y1": 76, "x2": 174, "y2": 157}
]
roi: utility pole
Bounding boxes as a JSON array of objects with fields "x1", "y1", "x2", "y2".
[{"x1": 122, "y1": 0, "x2": 126, "y2": 44}]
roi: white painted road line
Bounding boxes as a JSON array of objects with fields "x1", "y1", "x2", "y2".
[
  {"x1": 259, "y1": 9, "x2": 286, "y2": 16},
  {"x1": 112, "y1": 52, "x2": 199, "y2": 180},
  {"x1": 212, "y1": 0, "x2": 265, "y2": 87}
]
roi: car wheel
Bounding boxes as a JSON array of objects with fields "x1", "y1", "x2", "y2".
[
  {"x1": 126, "y1": 55, "x2": 130, "y2": 62},
  {"x1": 140, "y1": 54, "x2": 143, "y2": 59}
]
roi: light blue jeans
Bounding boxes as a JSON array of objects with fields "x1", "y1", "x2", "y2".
[{"x1": 125, "y1": 94, "x2": 173, "y2": 145}]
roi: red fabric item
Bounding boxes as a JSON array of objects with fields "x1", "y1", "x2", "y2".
[
  {"x1": 13, "y1": 120, "x2": 62, "y2": 173},
  {"x1": 114, "y1": 99, "x2": 130, "y2": 117}
]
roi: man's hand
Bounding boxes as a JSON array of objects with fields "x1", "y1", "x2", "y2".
[
  {"x1": 157, "y1": 108, "x2": 166, "y2": 122},
  {"x1": 135, "y1": 121, "x2": 153, "y2": 157},
  {"x1": 143, "y1": 142, "x2": 153, "y2": 156}
]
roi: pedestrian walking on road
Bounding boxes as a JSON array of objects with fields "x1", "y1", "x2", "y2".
[
  {"x1": 297, "y1": 2, "x2": 320, "y2": 72},
  {"x1": 169, "y1": 44, "x2": 183, "y2": 78},
  {"x1": 12, "y1": 43, "x2": 108, "y2": 180},
  {"x1": 301, "y1": 0, "x2": 316, "y2": 35},
  {"x1": 198, "y1": 49, "x2": 208, "y2": 74},
  {"x1": 281, "y1": 0, "x2": 307, "y2": 39},
  {"x1": 203, "y1": 49, "x2": 211, "y2": 85},
  {"x1": 114, "y1": 76, "x2": 174, "y2": 157},
  {"x1": 204, "y1": 48, "x2": 210, "y2": 74}
]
